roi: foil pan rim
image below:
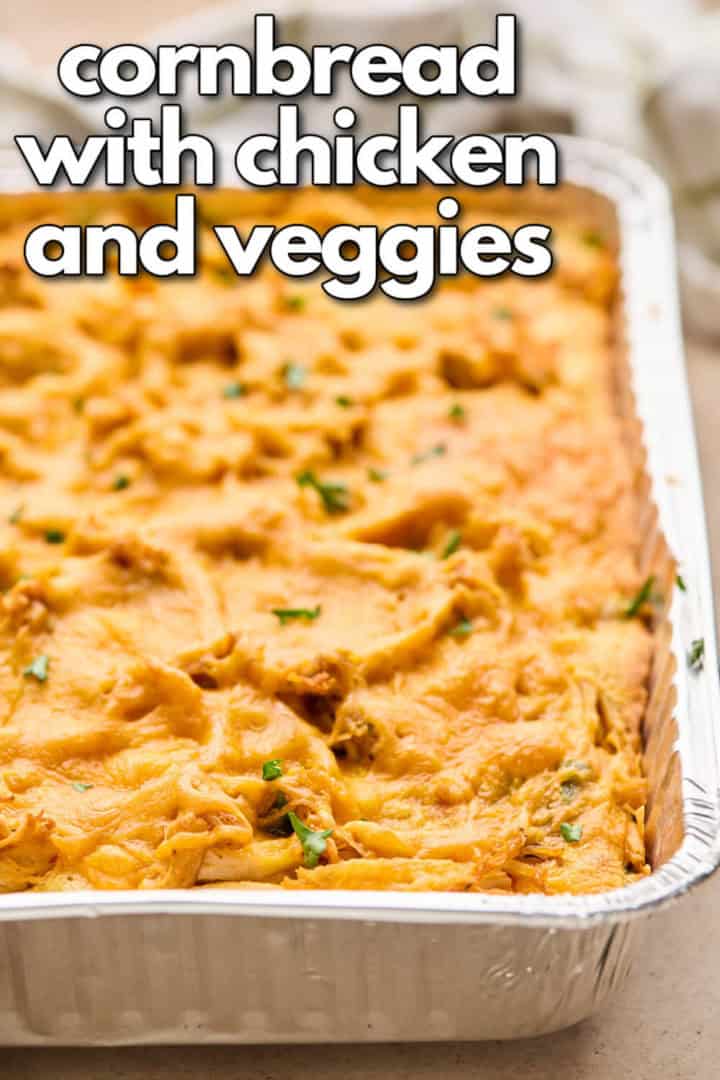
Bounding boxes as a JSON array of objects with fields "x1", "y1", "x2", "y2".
[{"x1": 0, "y1": 138, "x2": 718, "y2": 930}]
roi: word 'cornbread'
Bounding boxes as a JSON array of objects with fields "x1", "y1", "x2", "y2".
[{"x1": 0, "y1": 190, "x2": 651, "y2": 893}]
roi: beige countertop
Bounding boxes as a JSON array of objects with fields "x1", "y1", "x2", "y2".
[{"x1": 3, "y1": 5, "x2": 720, "y2": 1077}]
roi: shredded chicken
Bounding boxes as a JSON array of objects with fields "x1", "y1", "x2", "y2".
[{"x1": 0, "y1": 190, "x2": 650, "y2": 894}]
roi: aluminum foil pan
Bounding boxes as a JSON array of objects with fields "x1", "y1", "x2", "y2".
[{"x1": 0, "y1": 136, "x2": 718, "y2": 1045}]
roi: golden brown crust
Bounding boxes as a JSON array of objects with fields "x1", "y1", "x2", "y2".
[{"x1": 0, "y1": 191, "x2": 649, "y2": 894}]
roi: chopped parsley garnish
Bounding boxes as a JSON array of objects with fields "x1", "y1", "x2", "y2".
[
  {"x1": 45, "y1": 529, "x2": 65, "y2": 545},
  {"x1": 8, "y1": 505, "x2": 23, "y2": 525},
  {"x1": 676, "y1": 574, "x2": 686, "y2": 592},
  {"x1": 272, "y1": 605, "x2": 321, "y2": 625},
  {"x1": 296, "y1": 470, "x2": 350, "y2": 514},
  {"x1": 368, "y1": 467, "x2": 389, "y2": 483},
  {"x1": 262, "y1": 759, "x2": 283, "y2": 781},
  {"x1": 72, "y1": 781, "x2": 93, "y2": 793},
  {"x1": 449, "y1": 617, "x2": 473, "y2": 639},
  {"x1": 335, "y1": 395, "x2": 353, "y2": 408},
  {"x1": 282, "y1": 362, "x2": 307, "y2": 391},
  {"x1": 222, "y1": 381, "x2": 247, "y2": 399},
  {"x1": 623, "y1": 576, "x2": 656, "y2": 619},
  {"x1": 284, "y1": 294, "x2": 306, "y2": 312},
  {"x1": 113, "y1": 474, "x2": 131, "y2": 491},
  {"x1": 441, "y1": 530, "x2": 462, "y2": 559},
  {"x1": 449, "y1": 402, "x2": 465, "y2": 422},
  {"x1": 23, "y1": 655, "x2": 49, "y2": 683},
  {"x1": 560, "y1": 822, "x2": 583, "y2": 843},
  {"x1": 688, "y1": 638, "x2": 705, "y2": 672},
  {"x1": 582, "y1": 230, "x2": 605, "y2": 249},
  {"x1": 288, "y1": 811, "x2": 333, "y2": 869},
  {"x1": 492, "y1": 306, "x2": 514, "y2": 321},
  {"x1": 411, "y1": 443, "x2": 447, "y2": 466}
]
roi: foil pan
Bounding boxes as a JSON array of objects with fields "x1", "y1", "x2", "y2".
[{"x1": 0, "y1": 136, "x2": 718, "y2": 1045}]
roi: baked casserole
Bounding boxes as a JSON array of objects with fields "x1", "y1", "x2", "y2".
[{"x1": 0, "y1": 190, "x2": 653, "y2": 894}]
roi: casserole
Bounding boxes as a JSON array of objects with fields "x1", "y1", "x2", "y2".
[
  {"x1": 0, "y1": 137, "x2": 717, "y2": 1043},
  {"x1": 2, "y1": 173, "x2": 646, "y2": 898}
]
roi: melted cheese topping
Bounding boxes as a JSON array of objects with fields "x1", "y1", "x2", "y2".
[{"x1": 0, "y1": 191, "x2": 651, "y2": 894}]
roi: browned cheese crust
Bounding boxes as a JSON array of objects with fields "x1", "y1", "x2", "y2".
[{"x1": 0, "y1": 191, "x2": 651, "y2": 893}]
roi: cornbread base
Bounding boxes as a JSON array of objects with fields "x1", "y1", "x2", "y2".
[{"x1": 0, "y1": 181, "x2": 662, "y2": 897}]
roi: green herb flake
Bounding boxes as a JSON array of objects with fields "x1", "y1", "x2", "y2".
[
  {"x1": 492, "y1": 306, "x2": 514, "y2": 321},
  {"x1": 282, "y1": 362, "x2": 307, "y2": 391},
  {"x1": 560, "y1": 822, "x2": 583, "y2": 843},
  {"x1": 449, "y1": 402, "x2": 466, "y2": 423},
  {"x1": 23, "y1": 655, "x2": 49, "y2": 683},
  {"x1": 623, "y1": 576, "x2": 656, "y2": 619},
  {"x1": 8, "y1": 505, "x2": 23, "y2": 525},
  {"x1": 72, "y1": 781, "x2": 93, "y2": 793},
  {"x1": 688, "y1": 638, "x2": 705, "y2": 673},
  {"x1": 449, "y1": 617, "x2": 473, "y2": 639},
  {"x1": 112, "y1": 474, "x2": 131, "y2": 491},
  {"x1": 284, "y1": 294, "x2": 307, "y2": 312},
  {"x1": 45, "y1": 529, "x2": 65, "y2": 545},
  {"x1": 262, "y1": 759, "x2": 283, "y2": 781},
  {"x1": 272, "y1": 605, "x2": 321, "y2": 626},
  {"x1": 411, "y1": 443, "x2": 447, "y2": 466},
  {"x1": 288, "y1": 811, "x2": 333, "y2": 869},
  {"x1": 222, "y1": 381, "x2": 247, "y2": 399},
  {"x1": 676, "y1": 574, "x2": 687, "y2": 592},
  {"x1": 367, "y1": 468, "x2": 389, "y2": 483},
  {"x1": 296, "y1": 470, "x2": 350, "y2": 514},
  {"x1": 335, "y1": 395, "x2": 353, "y2": 408},
  {"x1": 441, "y1": 530, "x2": 462, "y2": 560},
  {"x1": 582, "y1": 230, "x2": 605, "y2": 249}
]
